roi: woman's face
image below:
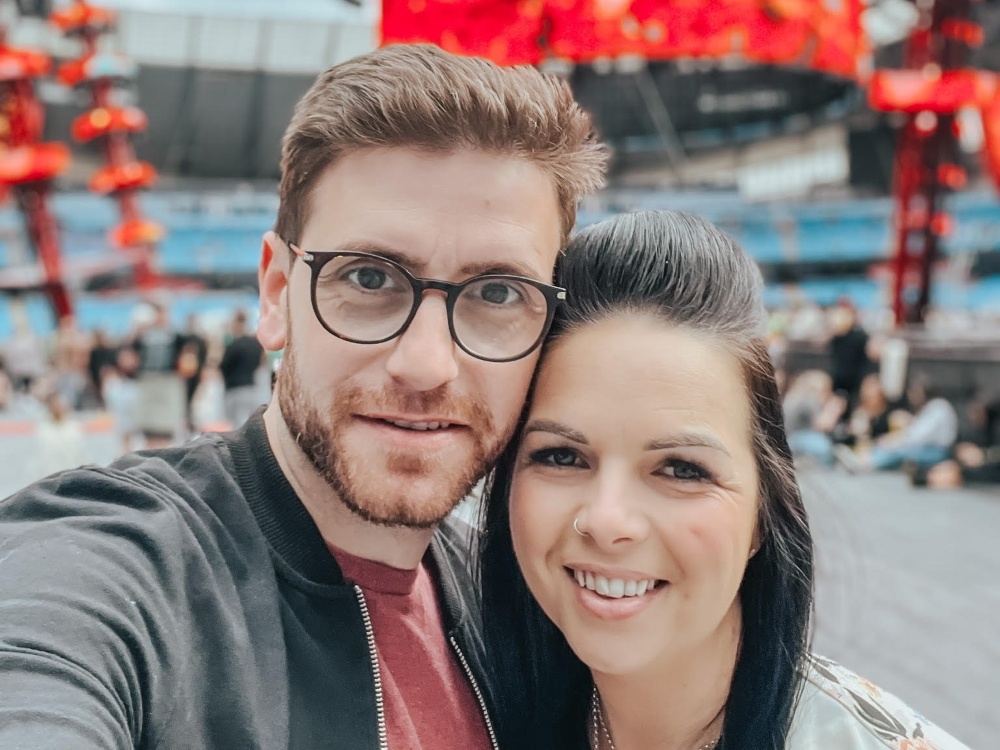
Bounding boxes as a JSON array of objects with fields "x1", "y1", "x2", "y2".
[{"x1": 509, "y1": 316, "x2": 760, "y2": 678}]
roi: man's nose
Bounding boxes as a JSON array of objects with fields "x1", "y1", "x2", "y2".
[{"x1": 384, "y1": 292, "x2": 460, "y2": 392}]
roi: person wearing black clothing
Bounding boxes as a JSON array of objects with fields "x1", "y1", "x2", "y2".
[
  {"x1": 0, "y1": 44, "x2": 607, "y2": 749},
  {"x1": 87, "y1": 329, "x2": 119, "y2": 408},
  {"x1": 220, "y1": 310, "x2": 265, "y2": 429},
  {"x1": 179, "y1": 314, "x2": 209, "y2": 431},
  {"x1": 828, "y1": 298, "x2": 871, "y2": 409}
]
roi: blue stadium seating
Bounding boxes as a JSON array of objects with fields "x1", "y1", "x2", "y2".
[{"x1": 1, "y1": 189, "x2": 998, "y2": 336}]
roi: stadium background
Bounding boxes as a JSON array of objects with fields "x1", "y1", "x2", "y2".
[{"x1": 0, "y1": 1, "x2": 996, "y2": 747}]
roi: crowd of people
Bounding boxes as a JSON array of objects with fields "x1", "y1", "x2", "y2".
[
  {"x1": 0, "y1": 301, "x2": 270, "y2": 459},
  {"x1": 777, "y1": 299, "x2": 1000, "y2": 489}
]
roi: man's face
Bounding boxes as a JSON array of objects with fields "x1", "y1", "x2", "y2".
[{"x1": 259, "y1": 148, "x2": 563, "y2": 528}]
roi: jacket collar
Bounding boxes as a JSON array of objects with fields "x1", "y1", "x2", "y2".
[{"x1": 222, "y1": 408, "x2": 479, "y2": 634}]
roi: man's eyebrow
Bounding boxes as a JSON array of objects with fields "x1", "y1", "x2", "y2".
[
  {"x1": 331, "y1": 241, "x2": 546, "y2": 281},
  {"x1": 645, "y1": 433, "x2": 731, "y2": 457},
  {"x1": 332, "y1": 241, "x2": 420, "y2": 271},
  {"x1": 457, "y1": 260, "x2": 548, "y2": 281},
  {"x1": 522, "y1": 419, "x2": 589, "y2": 444}
]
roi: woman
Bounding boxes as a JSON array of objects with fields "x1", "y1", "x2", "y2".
[{"x1": 478, "y1": 211, "x2": 969, "y2": 750}]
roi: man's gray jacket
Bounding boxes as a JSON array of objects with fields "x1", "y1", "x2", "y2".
[{"x1": 0, "y1": 411, "x2": 496, "y2": 749}]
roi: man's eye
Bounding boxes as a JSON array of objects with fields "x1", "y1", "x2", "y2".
[
  {"x1": 479, "y1": 282, "x2": 523, "y2": 305},
  {"x1": 346, "y1": 267, "x2": 391, "y2": 290},
  {"x1": 528, "y1": 447, "x2": 582, "y2": 468}
]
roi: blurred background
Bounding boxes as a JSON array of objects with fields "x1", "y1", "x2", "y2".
[{"x1": 0, "y1": 0, "x2": 996, "y2": 746}]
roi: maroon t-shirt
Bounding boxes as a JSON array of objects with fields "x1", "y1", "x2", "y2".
[{"x1": 328, "y1": 544, "x2": 493, "y2": 750}]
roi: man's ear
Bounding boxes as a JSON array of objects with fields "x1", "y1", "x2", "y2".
[{"x1": 257, "y1": 231, "x2": 289, "y2": 351}]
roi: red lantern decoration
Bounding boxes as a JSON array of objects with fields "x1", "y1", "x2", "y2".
[
  {"x1": 981, "y1": 88, "x2": 1000, "y2": 193},
  {"x1": 0, "y1": 143, "x2": 70, "y2": 184},
  {"x1": 71, "y1": 106, "x2": 147, "y2": 142},
  {"x1": 869, "y1": 69, "x2": 994, "y2": 114},
  {"x1": 88, "y1": 161, "x2": 157, "y2": 194},
  {"x1": 57, "y1": 51, "x2": 136, "y2": 88},
  {"x1": 51, "y1": 0, "x2": 162, "y2": 289},
  {"x1": 0, "y1": 47, "x2": 50, "y2": 81},
  {"x1": 50, "y1": 0, "x2": 116, "y2": 35},
  {"x1": 110, "y1": 217, "x2": 165, "y2": 249},
  {"x1": 0, "y1": 36, "x2": 73, "y2": 318}
]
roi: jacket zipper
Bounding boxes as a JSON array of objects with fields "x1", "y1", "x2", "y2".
[
  {"x1": 449, "y1": 635, "x2": 500, "y2": 750},
  {"x1": 354, "y1": 585, "x2": 389, "y2": 750}
]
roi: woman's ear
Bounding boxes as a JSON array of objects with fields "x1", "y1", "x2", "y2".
[
  {"x1": 749, "y1": 524, "x2": 763, "y2": 559},
  {"x1": 257, "y1": 231, "x2": 290, "y2": 351}
]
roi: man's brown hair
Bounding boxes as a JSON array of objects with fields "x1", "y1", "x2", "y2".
[{"x1": 275, "y1": 44, "x2": 607, "y2": 248}]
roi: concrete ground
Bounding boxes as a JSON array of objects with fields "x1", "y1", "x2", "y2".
[
  {"x1": 0, "y1": 425, "x2": 996, "y2": 747},
  {"x1": 802, "y1": 468, "x2": 998, "y2": 749}
]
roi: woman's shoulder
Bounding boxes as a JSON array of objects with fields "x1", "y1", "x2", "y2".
[{"x1": 786, "y1": 654, "x2": 972, "y2": 750}]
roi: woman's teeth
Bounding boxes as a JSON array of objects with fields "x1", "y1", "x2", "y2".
[{"x1": 572, "y1": 569, "x2": 659, "y2": 599}]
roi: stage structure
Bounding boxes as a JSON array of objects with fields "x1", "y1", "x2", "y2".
[
  {"x1": 52, "y1": 0, "x2": 164, "y2": 291},
  {"x1": 870, "y1": 0, "x2": 1000, "y2": 325},
  {"x1": 383, "y1": 0, "x2": 1000, "y2": 327},
  {"x1": 0, "y1": 25, "x2": 72, "y2": 318}
]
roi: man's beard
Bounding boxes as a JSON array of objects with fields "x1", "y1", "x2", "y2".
[{"x1": 277, "y1": 340, "x2": 512, "y2": 529}]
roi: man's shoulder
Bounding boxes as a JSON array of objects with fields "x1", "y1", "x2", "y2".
[
  {"x1": 1, "y1": 433, "x2": 242, "y2": 533},
  {"x1": 788, "y1": 654, "x2": 970, "y2": 750}
]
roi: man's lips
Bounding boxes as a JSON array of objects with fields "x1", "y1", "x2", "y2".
[
  {"x1": 352, "y1": 416, "x2": 470, "y2": 452},
  {"x1": 355, "y1": 414, "x2": 469, "y2": 433}
]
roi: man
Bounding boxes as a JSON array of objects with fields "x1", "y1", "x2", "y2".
[
  {"x1": 219, "y1": 309, "x2": 266, "y2": 429},
  {"x1": 0, "y1": 44, "x2": 606, "y2": 749}
]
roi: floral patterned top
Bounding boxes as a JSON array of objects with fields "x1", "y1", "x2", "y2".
[{"x1": 787, "y1": 655, "x2": 972, "y2": 750}]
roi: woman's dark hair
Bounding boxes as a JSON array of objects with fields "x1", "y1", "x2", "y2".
[{"x1": 477, "y1": 210, "x2": 814, "y2": 750}]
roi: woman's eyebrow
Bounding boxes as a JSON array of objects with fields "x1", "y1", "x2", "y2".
[
  {"x1": 522, "y1": 419, "x2": 589, "y2": 445},
  {"x1": 645, "y1": 433, "x2": 731, "y2": 457}
]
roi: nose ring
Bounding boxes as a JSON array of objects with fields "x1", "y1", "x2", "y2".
[{"x1": 573, "y1": 516, "x2": 585, "y2": 536}]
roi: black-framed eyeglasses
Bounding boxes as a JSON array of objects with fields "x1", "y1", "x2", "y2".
[{"x1": 289, "y1": 243, "x2": 566, "y2": 363}]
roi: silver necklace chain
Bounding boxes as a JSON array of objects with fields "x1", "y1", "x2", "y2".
[{"x1": 590, "y1": 685, "x2": 720, "y2": 750}]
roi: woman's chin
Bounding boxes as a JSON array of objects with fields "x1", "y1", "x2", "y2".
[{"x1": 566, "y1": 635, "x2": 656, "y2": 677}]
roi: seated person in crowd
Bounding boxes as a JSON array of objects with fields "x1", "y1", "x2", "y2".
[
  {"x1": 919, "y1": 397, "x2": 1000, "y2": 489},
  {"x1": 784, "y1": 370, "x2": 847, "y2": 466},
  {"x1": 840, "y1": 376, "x2": 957, "y2": 473},
  {"x1": 847, "y1": 373, "x2": 894, "y2": 446}
]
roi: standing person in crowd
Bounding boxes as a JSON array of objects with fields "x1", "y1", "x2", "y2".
[
  {"x1": 28, "y1": 391, "x2": 85, "y2": 483},
  {"x1": 52, "y1": 315, "x2": 93, "y2": 410},
  {"x1": 827, "y1": 297, "x2": 871, "y2": 413},
  {"x1": 0, "y1": 366, "x2": 43, "y2": 419},
  {"x1": 102, "y1": 346, "x2": 141, "y2": 456},
  {"x1": 3, "y1": 304, "x2": 47, "y2": 394},
  {"x1": 87, "y1": 329, "x2": 119, "y2": 409},
  {"x1": 0, "y1": 44, "x2": 607, "y2": 749},
  {"x1": 132, "y1": 302, "x2": 186, "y2": 447},
  {"x1": 178, "y1": 314, "x2": 209, "y2": 432},
  {"x1": 479, "y1": 210, "x2": 969, "y2": 750},
  {"x1": 219, "y1": 309, "x2": 266, "y2": 429}
]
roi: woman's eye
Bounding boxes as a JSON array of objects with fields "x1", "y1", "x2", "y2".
[
  {"x1": 659, "y1": 460, "x2": 712, "y2": 481},
  {"x1": 528, "y1": 447, "x2": 583, "y2": 468}
]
